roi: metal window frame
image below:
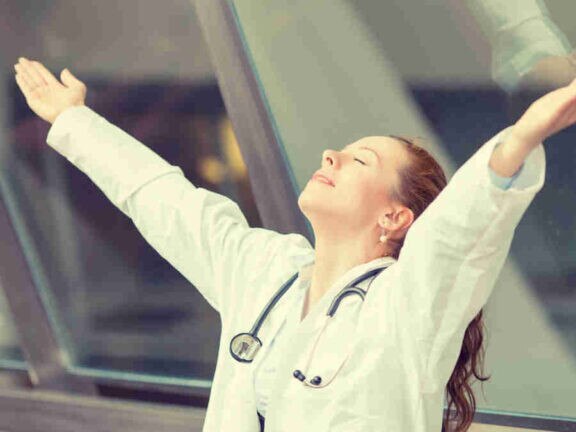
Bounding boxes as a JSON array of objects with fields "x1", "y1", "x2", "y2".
[
  {"x1": 0, "y1": 387, "x2": 205, "y2": 432},
  {"x1": 0, "y1": 183, "x2": 97, "y2": 395},
  {"x1": 474, "y1": 411, "x2": 576, "y2": 432},
  {"x1": 0, "y1": 0, "x2": 573, "y2": 431},
  {"x1": 192, "y1": 0, "x2": 313, "y2": 242}
]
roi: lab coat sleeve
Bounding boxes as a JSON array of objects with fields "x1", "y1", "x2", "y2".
[
  {"x1": 45, "y1": 105, "x2": 311, "y2": 314},
  {"x1": 388, "y1": 124, "x2": 546, "y2": 394}
]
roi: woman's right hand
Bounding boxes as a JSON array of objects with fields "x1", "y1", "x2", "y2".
[{"x1": 14, "y1": 57, "x2": 87, "y2": 124}]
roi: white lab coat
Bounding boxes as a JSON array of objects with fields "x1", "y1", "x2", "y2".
[{"x1": 46, "y1": 106, "x2": 546, "y2": 431}]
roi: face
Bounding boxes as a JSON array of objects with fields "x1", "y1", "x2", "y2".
[{"x1": 298, "y1": 136, "x2": 410, "y2": 232}]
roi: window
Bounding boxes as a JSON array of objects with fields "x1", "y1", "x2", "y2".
[{"x1": 230, "y1": 0, "x2": 576, "y2": 423}]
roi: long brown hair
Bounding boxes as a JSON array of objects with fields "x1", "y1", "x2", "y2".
[{"x1": 385, "y1": 134, "x2": 491, "y2": 432}]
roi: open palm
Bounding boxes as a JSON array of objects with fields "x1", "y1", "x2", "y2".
[
  {"x1": 14, "y1": 57, "x2": 86, "y2": 124},
  {"x1": 513, "y1": 75, "x2": 576, "y2": 145}
]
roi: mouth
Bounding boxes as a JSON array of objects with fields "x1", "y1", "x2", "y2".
[{"x1": 311, "y1": 173, "x2": 335, "y2": 187}]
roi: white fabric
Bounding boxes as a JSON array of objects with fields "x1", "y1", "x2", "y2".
[
  {"x1": 46, "y1": 105, "x2": 546, "y2": 431},
  {"x1": 253, "y1": 277, "x2": 308, "y2": 418}
]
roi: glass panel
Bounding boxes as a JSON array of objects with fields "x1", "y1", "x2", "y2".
[
  {"x1": 0, "y1": 276, "x2": 26, "y2": 368},
  {"x1": 3, "y1": 0, "x2": 260, "y2": 385},
  {"x1": 231, "y1": 0, "x2": 576, "y2": 420},
  {"x1": 0, "y1": 31, "x2": 26, "y2": 370}
]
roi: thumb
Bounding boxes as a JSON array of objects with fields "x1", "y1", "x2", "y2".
[{"x1": 60, "y1": 68, "x2": 82, "y2": 88}]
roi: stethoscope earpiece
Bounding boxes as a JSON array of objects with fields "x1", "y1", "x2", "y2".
[
  {"x1": 292, "y1": 369, "x2": 322, "y2": 386},
  {"x1": 293, "y1": 369, "x2": 305, "y2": 381},
  {"x1": 311, "y1": 376, "x2": 322, "y2": 385}
]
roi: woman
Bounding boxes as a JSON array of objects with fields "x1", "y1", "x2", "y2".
[{"x1": 13, "y1": 56, "x2": 576, "y2": 431}]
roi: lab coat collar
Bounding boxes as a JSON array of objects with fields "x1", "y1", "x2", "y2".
[
  {"x1": 292, "y1": 253, "x2": 397, "y2": 332},
  {"x1": 298, "y1": 253, "x2": 397, "y2": 290}
]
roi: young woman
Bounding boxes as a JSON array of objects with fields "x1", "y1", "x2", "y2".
[{"x1": 13, "y1": 56, "x2": 576, "y2": 431}]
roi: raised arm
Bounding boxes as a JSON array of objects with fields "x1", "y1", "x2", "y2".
[
  {"x1": 13, "y1": 57, "x2": 313, "y2": 316},
  {"x1": 491, "y1": 75, "x2": 576, "y2": 174},
  {"x1": 385, "y1": 76, "x2": 576, "y2": 393}
]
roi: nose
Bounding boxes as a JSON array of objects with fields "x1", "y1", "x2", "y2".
[{"x1": 322, "y1": 149, "x2": 339, "y2": 168}]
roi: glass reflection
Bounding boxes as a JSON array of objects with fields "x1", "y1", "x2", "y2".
[{"x1": 0, "y1": 282, "x2": 26, "y2": 368}]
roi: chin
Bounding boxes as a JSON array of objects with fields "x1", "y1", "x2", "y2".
[
  {"x1": 298, "y1": 190, "x2": 318, "y2": 217},
  {"x1": 297, "y1": 190, "x2": 310, "y2": 216},
  {"x1": 298, "y1": 190, "x2": 337, "y2": 221}
]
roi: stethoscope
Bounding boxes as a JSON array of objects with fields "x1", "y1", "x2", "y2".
[{"x1": 229, "y1": 263, "x2": 391, "y2": 387}]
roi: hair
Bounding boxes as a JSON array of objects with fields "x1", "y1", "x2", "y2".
[{"x1": 385, "y1": 134, "x2": 491, "y2": 432}]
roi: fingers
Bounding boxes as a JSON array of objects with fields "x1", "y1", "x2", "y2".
[
  {"x1": 14, "y1": 71, "x2": 32, "y2": 97},
  {"x1": 60, "y1": 68, "x2": 85, "y2": 90},
  {"x1": 31, "y1": 60, "x2": 59, "y2": 86},
  {"x1": 16, "y1": 57, "x2": 46, "y2": 90},
  {"x1": 14, "y1": 63, "x2": 28, "y2": 86}
]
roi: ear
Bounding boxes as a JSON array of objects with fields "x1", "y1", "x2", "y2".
[{"x1": 378, "y1": 206, "x2": 414, "y2": 239}]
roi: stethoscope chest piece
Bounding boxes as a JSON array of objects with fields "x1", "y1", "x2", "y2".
[{"x1": 230, "y1": 332, "x2": 263, "y2": 363}]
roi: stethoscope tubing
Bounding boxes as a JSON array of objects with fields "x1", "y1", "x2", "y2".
[
  {"x1": 230, "y1": 264, "x2": 392, "y2": 364},
  {"x1": 249, "y1": 272, "x2": 300, "y2": 336},
  {"x1": 325, "y1": 267, "x2": 386, "y2": 316}
]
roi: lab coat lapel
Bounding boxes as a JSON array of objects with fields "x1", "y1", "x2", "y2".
[
  {"x1": 220, "y1": 270, "x2": 307, "y2": 431},
  {"x1": 247, "y1": 269, "x2": 310, "y2": 376}
]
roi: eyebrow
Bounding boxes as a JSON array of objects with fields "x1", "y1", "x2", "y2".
[{"x1": 345, "y1": 145, "x2": 381, "y2": 164}]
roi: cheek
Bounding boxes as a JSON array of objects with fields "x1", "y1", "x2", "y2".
[
  {"x1": 358, "y1": 174, "x2": 380, "y2": 193},
  {"x1": 341, "y1": 177, "x2": 378, "y2": 205},
  {"x1": 352, "y1": 177, "x2": 391, "y2": 209}
]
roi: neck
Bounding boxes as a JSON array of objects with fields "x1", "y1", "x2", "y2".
[{"x1": 308, "y1": 230, "x2": 386, "y2": 303}]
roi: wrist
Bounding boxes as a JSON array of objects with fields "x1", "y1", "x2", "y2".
[
  {"x1": 51, "y1": 103, "x2": 85, "y2": 124},
  {"x1": 508, "y1": 127, "x2": 542, "y2": 153},
  {"x1": 489, "y1": 130, "x2": 535, "y2": 177}
]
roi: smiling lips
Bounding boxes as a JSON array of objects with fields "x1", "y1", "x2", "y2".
[{"x1": 312, "y1": 172, "x2": 335, "y2": 187}]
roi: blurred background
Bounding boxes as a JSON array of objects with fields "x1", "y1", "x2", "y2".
[{"x1": 0, "y1": 0, "x2": 575, "y2": 430}]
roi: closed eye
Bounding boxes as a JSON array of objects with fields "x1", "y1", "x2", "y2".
[{"x1": 354, "y1": 158, "x2": 366, "y2": 165}]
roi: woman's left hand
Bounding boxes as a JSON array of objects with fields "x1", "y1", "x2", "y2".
[{"x1": 511, "y1": 76, "x2": 576, "y2": 148}]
